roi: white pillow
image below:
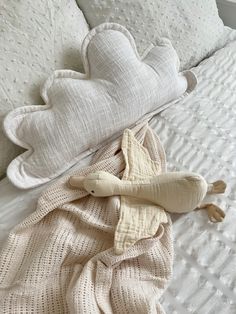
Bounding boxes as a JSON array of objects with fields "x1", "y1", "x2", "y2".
[
  {"x1": 77, "y1": 0, "x2": 226, "y2": 70},
  {"x1": 0, "y1": 0, "x2": 89, "y2": 177},
  {"x1": 4, "y1": 23, "x2": 196, "y2": 189}
]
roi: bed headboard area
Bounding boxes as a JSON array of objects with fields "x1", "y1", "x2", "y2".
[{"x1": 217, "y1": 0, "x2": 236, "y2": 29}]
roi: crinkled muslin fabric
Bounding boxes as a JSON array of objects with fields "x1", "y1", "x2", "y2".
[
  {"x1": 3, "y1": 23, "x2": 196, "y2": 189},
  {"x1": 0, "y1": 124, "x2": 173, "y2": 314},
  {"x1": 114, "y1": 129, "x2": 168, "y2": 255}
]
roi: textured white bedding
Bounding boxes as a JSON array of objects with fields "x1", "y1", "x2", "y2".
[
  {"x1": 1, "y1": 38, "x2": 236, "y2": 313},
  {"x1": 152, "y1": 38, "x2": 236, "y2": 313}
]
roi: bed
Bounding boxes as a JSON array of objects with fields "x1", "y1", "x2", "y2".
[{"x1": 0, "y1": 1, "x2": 236, "y2": 313}]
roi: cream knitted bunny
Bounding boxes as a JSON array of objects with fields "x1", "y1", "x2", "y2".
[{"x1": 69, "y1": 171, "x2": 226, "y2": 222}]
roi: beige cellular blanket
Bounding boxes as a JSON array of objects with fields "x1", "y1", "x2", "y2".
[{"x1": 0, "y1": 124, "x2": 173, "y2": 313}]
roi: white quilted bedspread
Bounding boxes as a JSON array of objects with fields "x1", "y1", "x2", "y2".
[
  {"x1": 150, "y1": 39, "x2": 236, "y2": 313},
  {"x1": 0, "y1": 39, "x2": 236, "y2": 313}
]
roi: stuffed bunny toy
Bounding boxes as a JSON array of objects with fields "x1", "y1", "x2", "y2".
[{"x1": 69, "y1": 171, "x2": 226, "y2": 222}]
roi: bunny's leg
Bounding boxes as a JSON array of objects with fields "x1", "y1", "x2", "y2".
[
  {"x1": 196, "y1": 203, "x2": 225, "y2": 222},
  {"x1": 195, "y1": 180, "x2": 226, "y2": 222},
  {"x1": 207, "y1": 180, "x2": 227, "y2": 195}
]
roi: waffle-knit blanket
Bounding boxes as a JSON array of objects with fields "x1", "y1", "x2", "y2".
[{"x1": 0, "y1": 124, "x2": 173, "y2": 313}]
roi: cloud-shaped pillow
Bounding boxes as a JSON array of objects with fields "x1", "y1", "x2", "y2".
[{"x1": 4, "y1": 23, "x2": 196, "y2": 189}]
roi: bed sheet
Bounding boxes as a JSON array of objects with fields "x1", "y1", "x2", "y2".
[{"x1": 0, "y1": 38, "x2": 236, "y2": 313}]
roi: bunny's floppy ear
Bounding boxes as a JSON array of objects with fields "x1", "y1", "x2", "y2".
[{"x1": 69, "y1": 176, "x2": 85, "y2": 189}]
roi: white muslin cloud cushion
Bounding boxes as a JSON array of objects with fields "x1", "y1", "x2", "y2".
[
  {"x1": 4, "y1": 23, "x2": 197, "y2": 189},
  {"x1": 0, "y1": 0, "x2": 89, "y2": 178},
  {"x1": 77, "y1": 0, "x2": 229, "y2": 70}
]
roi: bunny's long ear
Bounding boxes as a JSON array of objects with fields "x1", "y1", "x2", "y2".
[{"x1": 69, "y1": 176, "x2": 85, "y2": 189}]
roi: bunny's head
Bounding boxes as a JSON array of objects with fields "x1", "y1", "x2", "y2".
[{"x1": 69, "y1": 171, "x2": 121, "y2": 197}]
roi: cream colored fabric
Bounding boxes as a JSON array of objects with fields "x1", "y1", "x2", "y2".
[
  {"x1": 0, "y1": 124, "x2": 173, "y2": 313},
  {"x1": 3, "y1": 23, "x2": 196, "y2": 189},
  {"x1": 115, "y1": 129, "x2": 168, "y2": 255},
  {"x1": 82, "y1": 170, "x2": 208, "y2": 213},
  {"x1": 70, "y1": 129, "x2": 208, "y2": 254}
]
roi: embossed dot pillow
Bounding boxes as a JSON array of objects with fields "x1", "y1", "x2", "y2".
[
  {"x1": 77, "y1": 0, "x2": 227, "y2": 70},
  {"x1": 0, "y1": 0, "x2": 89, "y2": 178},
  {"x1": 4, "y1": 23, "x2": 196, "y2": 189}
]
